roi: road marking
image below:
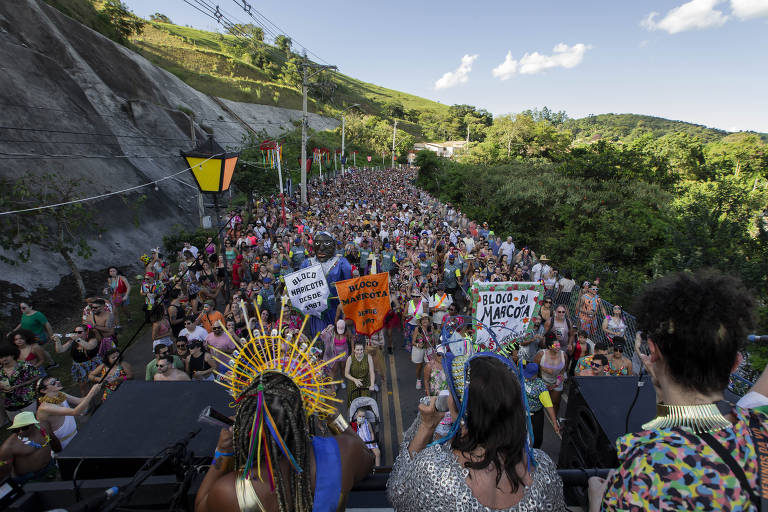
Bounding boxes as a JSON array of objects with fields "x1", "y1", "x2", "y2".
[
  {"x1": 380, "y1": 355, "x2": 393, "y2": 465},
  {"x1": 389, "y1": 353, "x2": 404, "y2": 447}
]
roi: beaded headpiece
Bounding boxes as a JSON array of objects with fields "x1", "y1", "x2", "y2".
[{"x1": 211, "y1": 299, "x2": 343, "y2": 485}]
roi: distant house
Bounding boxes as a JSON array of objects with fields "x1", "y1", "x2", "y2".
[{"x1": 417, "y1": 141, "x2": 467, "y2": 158}]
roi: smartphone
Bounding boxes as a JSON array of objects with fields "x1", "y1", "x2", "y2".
[
  {"x1": 435, "y1": 390, "x2": 451, "y2": 412},
  {"x1": 636, "y1": 330, "x2": 650, "y2": 357},
  {"x1": 198, "y1": 406, "x2": 234, "y2": 429}
]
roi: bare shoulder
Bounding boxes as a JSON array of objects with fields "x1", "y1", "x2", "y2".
[{"x1": 203, "y1": 473, "x2": 239, "y2": 512}]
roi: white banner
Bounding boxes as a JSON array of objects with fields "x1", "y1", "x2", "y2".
[
  {"x1": 284, "y1": 264, "x2": 330, "y2": 317},
  {"x1": 472, "y1": 281, "x2": 543, "y2": 348}
]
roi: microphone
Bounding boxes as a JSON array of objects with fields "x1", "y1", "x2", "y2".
[{"x1": 747, "y1": 335, "x2": 768, "y2": 343}]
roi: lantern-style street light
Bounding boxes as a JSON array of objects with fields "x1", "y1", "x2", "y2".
[{"x1": 181, "y1": 135, "x2": 239, "y2": 298}]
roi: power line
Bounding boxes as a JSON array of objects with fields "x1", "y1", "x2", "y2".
[
  {"x1": 0, "y1": 152, "x2": 183, "y2": 160},
  {"x1": 228, "y1": 0, "x2": 332, "y2": 67},
  {"x1": 0, "y1": 153, "x2": 223, "y2": 216}
]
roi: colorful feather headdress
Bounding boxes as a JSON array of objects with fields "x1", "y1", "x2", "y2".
[{"x1": 210, "y1": 299, "x2": 344, "y2": 486}]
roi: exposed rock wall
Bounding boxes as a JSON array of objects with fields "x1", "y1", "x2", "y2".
[{"x1": 0, "y1": 0, "x2": 337, "y2": 301}]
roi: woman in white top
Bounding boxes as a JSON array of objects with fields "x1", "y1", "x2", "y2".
[
  {"x1": 35, "y1": 377, "x2": 101, "y2": 449},
  {"x1": 602, "y1": 305, "x2": 627, "y2": 341}
]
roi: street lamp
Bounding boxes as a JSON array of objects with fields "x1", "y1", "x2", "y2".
[
  {"x1": 340, "y1": 103, "x2": 360, "y2": 176},
  {"x1": 181, "y1": 135, "x2": 239, "y2": 297}
]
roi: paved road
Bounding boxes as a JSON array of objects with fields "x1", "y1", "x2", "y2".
[
  {"x1": 117, "y1": 318, "x2": 562, "y2": 468},
  {"x1": 337, "y1": 328, "x2": 562, "y2": 467}
]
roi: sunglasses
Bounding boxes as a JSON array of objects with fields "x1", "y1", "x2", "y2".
[
  {"x1": 74, "y1": 330, "x2": 84, "y2": 334},
  {"x1": 591, "y1": 362, "x2": 603, "y2": 369}
]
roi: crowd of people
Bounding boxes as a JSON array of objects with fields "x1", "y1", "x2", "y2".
[{"x1": 0, "y1": 166, "x2": 766, "y2": 512}]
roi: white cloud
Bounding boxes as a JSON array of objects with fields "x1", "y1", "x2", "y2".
[
  {"x1": 641, "y1": 0, "x2": 729, "y2": 34},
  {"x1": 731, "y1": 0, "x2": 768, "y2": 19},
  {"x1": 491, "y1": 51, "x2": 518, "y2": 80},
  {"x1": 492, "y1": 43, "x2": 591, "y2": 79},
  {"x1": 434, "y1": 54, "x2": 478, "y2": 90}
]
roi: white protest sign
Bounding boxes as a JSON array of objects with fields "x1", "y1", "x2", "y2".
[
  {"x1": 284, "y1": 264, "x2": 330, "y2": 317},
  {"x1": 471, "y1": 282, "x2": 544, "y2": 349}
]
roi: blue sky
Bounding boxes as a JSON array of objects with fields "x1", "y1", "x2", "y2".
[{"x1": 123, "y1": 0, "x2": 768, "y2": 132}]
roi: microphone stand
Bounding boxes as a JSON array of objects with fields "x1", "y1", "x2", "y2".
[{"x1": 67, "y1": 429, "x2": 200, "y2": 512}]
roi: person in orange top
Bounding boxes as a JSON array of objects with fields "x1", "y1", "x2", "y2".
[{"x1": 196, "y1": 301, "x2": 225, "y2": 333}]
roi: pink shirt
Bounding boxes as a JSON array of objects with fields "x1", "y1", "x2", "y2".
[{"x1": 205, "y1": 332, "x2": 236, "y2": 353}]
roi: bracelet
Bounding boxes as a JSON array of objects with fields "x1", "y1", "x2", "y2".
[
  {"x1": 214, "y1": 449, "x2": 234, "y2": 458},
  {"x1": 326, "y1": 414, "x2": 350, "y2": 435}
]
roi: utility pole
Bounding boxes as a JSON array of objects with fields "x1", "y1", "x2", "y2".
[
  {"x1": 300, "y1": 52, "x2": 336, "y2": 204},
  {"x1": 340, "y1": 104, "x2": 359, "y2": 176},
  {"x1": 391, "y1": 119, "x2": 398, "y2": 169},
  {"x1": 187, "y1": 113, "x2": 205, "y2": 226},
  {"x1": 300, "y1": 53, "x2": 308, "y2": 204}
]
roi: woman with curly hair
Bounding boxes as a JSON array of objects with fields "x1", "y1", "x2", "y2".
[
  {"x1": 589, "y1": 269, "x2": 767, "y2": 512},
  {"x1": 194, "y1": 372, "x2": 374, "y2": 511}
]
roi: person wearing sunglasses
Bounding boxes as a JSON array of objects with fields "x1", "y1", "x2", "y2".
[
  {"x1": 607, "y1": 338, "x2": 633, "y2": 376},
  {"x1": 580, "y1": 354, "x2": 609, "y2": 377},
  {"x1": 35, "y1": 377, "x2": 101, "y2": 449},
  {"x1": 53, "y1": 326, "x2": 100, "y2": 396},
  {"x1": 0, "y1": 411, "x2": 61, "y2": 484}
]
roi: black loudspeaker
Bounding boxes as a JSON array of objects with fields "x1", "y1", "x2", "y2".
[
  {"x1": 58, "y1": 381, "x2": 232, "y2": 480},
  {"x1": 558, "y1": 375, "x2": 656, "y2": 471}
]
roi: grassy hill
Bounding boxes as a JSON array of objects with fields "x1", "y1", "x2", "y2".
[{"x1": 129, "y1": 22, "x2": 448, "y2": 139}]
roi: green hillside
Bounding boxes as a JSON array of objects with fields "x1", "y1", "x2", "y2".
[
  {"x1": 564, "y1": 113, "x2": 766, "y2": 144},
  {"x1": 128, "y1": 22, "x2": 448, "y2": 138}
]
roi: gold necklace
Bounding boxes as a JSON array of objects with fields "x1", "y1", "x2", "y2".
[
  {"x1": 642, "y1": 403, "x2": 732, "y2": 434},
  {"x1": 39, "y1": 392, "x2": 67, "y2": 405}
]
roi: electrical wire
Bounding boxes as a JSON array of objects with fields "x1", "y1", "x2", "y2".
[
  {"x1": 228, "y1": 0, "x2": 332, "y2": 67},
  {"x1": 0, "y1": 153, "x2": 222, "y2": 216}
]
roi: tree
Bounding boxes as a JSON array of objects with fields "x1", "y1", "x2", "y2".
[
  {"x1": 274, "y1": 35, "x2": 292, "y2": 57},
  {"x1": 382, "y1": 101, "x2": 405, "y2": 119},
  {"x1": 149, "y1": 13, "x2": 172, "y2": 24},
  {"x1": 228, "y1": 23, "x2": 264, "y2": 42},
  {"x1": 98, "y1": 0, "x2": 145, "y2": 44},
  {"x1": 279, "y1": 56, "x2": 302, "y2": 88},
  {"x1": 0, "y1": 174, "x2": 98, "y2": 298},
  {"x1": 414, "y1": 150, "x2": 441, "y2": 185}
]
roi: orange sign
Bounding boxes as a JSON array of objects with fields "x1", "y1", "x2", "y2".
[{"x1": 335, "y1": 273, "x2": 391, "y2": 336}]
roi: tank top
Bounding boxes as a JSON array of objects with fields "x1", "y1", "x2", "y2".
[
  {"x1": 70, "y1": 340, "x2": 99, "y2": 363},
  {"x1": 188, "y1": 352, "x2": 211, "y2": 373},
  {"x1": 539, "y1": 350, "x2": 565, "y2": 387},
  {"x1": 154, "y1": 319, "x2": 170, "y2": 339},
  {"x1": 334, "y1": 335, "x2": 347, "y2": 347}
]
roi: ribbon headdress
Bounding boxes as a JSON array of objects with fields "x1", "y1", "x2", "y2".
[
  {"x1": 211, "y1": 299, "x2": 343, "y2": 487},
  {"x1": 432, "y1": 315, "x2": 538, "y2": 470}
]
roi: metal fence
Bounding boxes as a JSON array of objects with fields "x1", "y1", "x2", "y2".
[{"x1": 549, "y1": 288, "x2": 755, "y2": 395}]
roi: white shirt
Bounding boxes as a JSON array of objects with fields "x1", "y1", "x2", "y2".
[
  {"x1": 531, "y1": 263, "x2": 552, "y2": 282},
  {"x1": 406, "y1": 297, "x2": 428, "y2": 325},
  {"x1": 429, "y1": 293, "x2": 453, "y2": 326},
  {"x1": 179, "y1": 325, "x2": 208, "y2": 342},
  {"x1": 499, "y1": 241, "x2": 515, "y2": 262},
  {"x1": 182, "y1": 245, "x2": 199, "y2": 258}
]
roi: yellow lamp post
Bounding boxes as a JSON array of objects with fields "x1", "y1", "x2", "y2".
[{"x1": 181, "y1": 136, "x2": 239, "y2": 298}]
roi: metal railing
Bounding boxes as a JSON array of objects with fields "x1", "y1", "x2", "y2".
[{"x1": 549, "y1": 287, "x2": 756, "y2": 395}]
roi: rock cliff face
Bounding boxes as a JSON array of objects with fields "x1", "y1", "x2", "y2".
[{"x1": 0, "y1": 0, "x2": 337, "y2": 301}]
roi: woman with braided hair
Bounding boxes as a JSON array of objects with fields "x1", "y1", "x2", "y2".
[{"x1": 195, "y1": 371, "x2": 375, "y2": 512}]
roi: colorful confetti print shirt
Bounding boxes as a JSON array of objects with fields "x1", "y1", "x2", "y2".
[{"x1": 602, "y1": 406, "x2": 767, "y2": 511}]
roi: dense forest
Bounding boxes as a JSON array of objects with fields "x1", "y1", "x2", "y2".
[{"x1": 415, "y1": 110, "x2": 768, "y2": 366}]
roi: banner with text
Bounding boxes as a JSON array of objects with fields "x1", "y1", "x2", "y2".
[
  {"x1": 335, "y1": 272, "x2": 391, "y2": 336},
  {"x1": 470, "y1": 282, "x2": 544, "y2": 353},
  {"x1": 284, "y1": 264, "x2": 330, "y2": 317}
]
